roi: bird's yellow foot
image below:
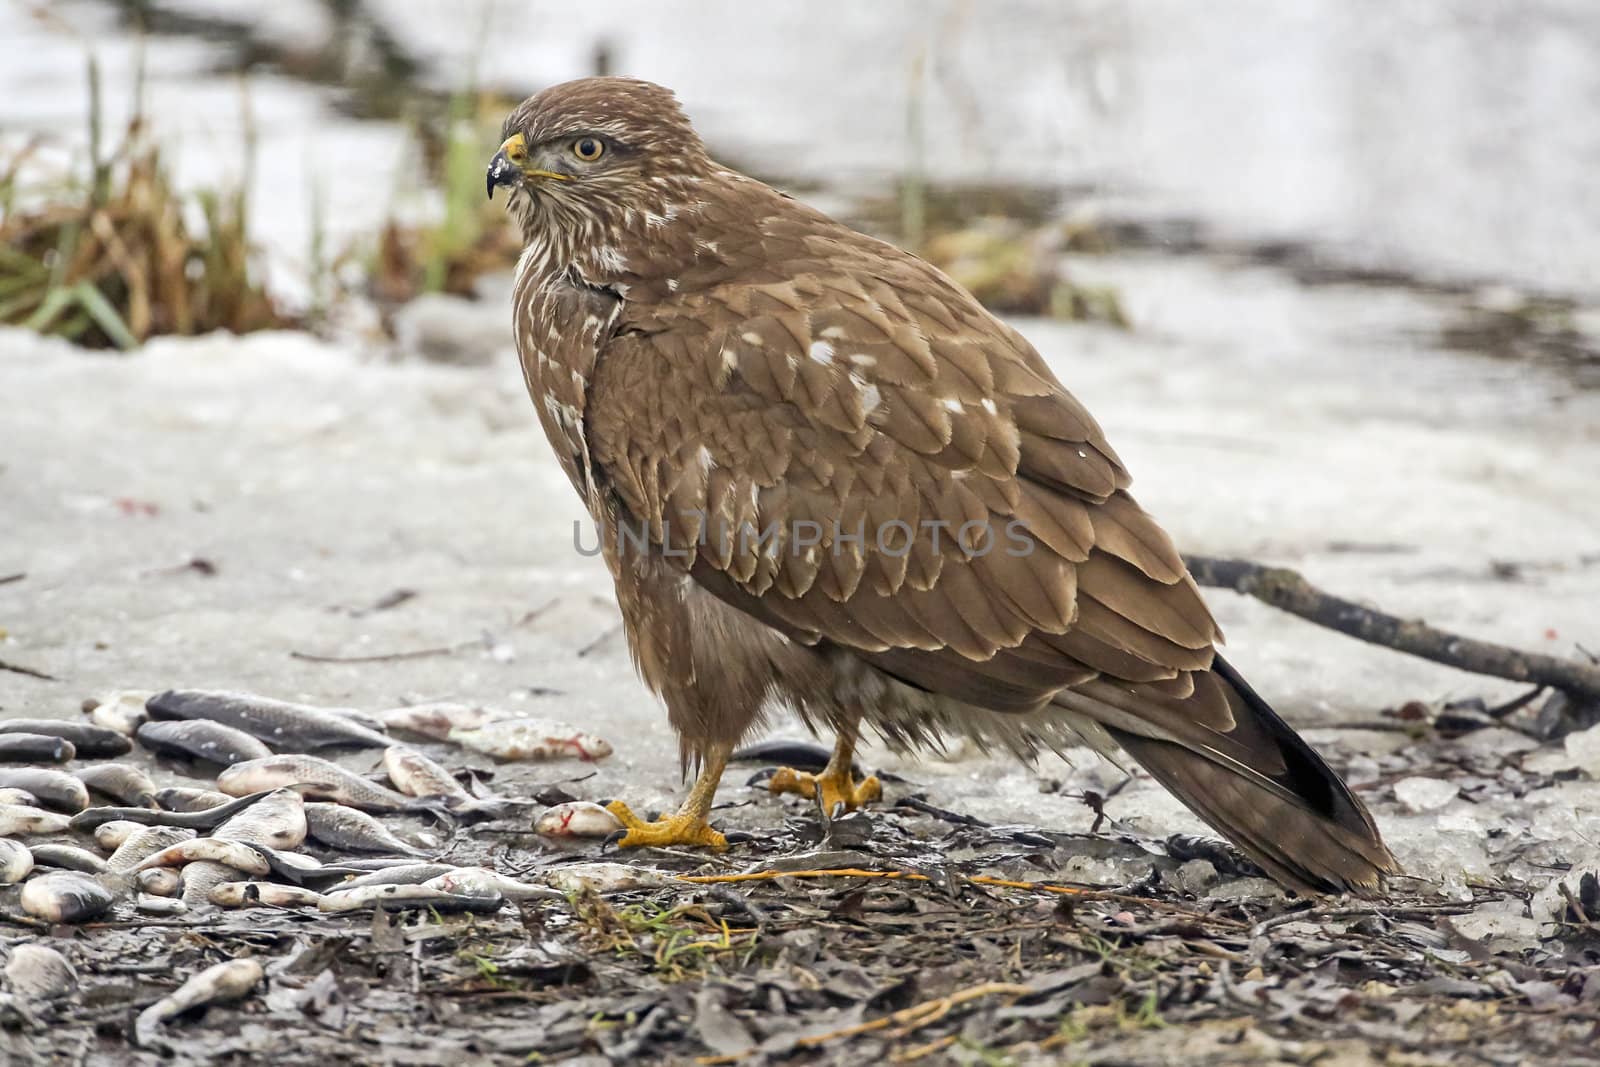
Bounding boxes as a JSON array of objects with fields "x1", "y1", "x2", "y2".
[
  {"x1": 603, "y1": 800, "x2": 727, "y2": 849},
  {"x1": 768, "y1": 766, "x2": 882, "y2": 813}
]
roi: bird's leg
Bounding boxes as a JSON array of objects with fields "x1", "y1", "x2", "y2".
[
  {"x1": 605, "y1": 743, "x2": 730, "y2": 849},
  {"x1": 768, "y1": 718, "x2": 882, "y2": 814}
]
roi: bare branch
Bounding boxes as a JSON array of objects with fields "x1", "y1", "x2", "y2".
[{"x1": 1184, "y1": 554, "x2": 1600, "y2": 703}]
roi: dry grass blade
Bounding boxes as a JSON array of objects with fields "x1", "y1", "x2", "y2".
[{"x1": 0, "y1": 56, "x2": 294, "y2": 349}]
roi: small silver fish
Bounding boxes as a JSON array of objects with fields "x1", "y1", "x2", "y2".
[
  {"x1": 318, "y1": 882, "x2": 503, "y2": 914},
  {"x1": 217, "y1": 756, "x2": 441, "y2": 815},
  {"x1": 137, "y1": 868, "x2": 182, "y2": 897},
  {"x1": 132, "y1": 839, "x2": 273, "y2": 877},
  {"x1": 147, "y1": 690, "x2": 392, "y2": 750},
  {"x1": 542, "y1": 863, "x2": 670, "y2": 895},
  {"x1": 448, "y1": 718, "x2": 612, "y2": 762},
  {"x1": 0, "y1": 838, "x2": 35, "y2": 884},
  {"x1": 179, "y1": 788, "x2": 306, "y2": 906},
  {"x1": 209, "y1": 882, "x2": 325, "y2": 909},
  {"x1": 0, "y1": 720, "x2": 129, "y2": 758},
  {"x1": 134, "y1": 959, "x2": 263, "y2": 1049},
  {"x1": 535, "y1": 801, "x2": 625, "y2": 839},
  {"x1": 94, "y1": 820, "x2": 148, "y2": 852},
  {"x1": 0, "y1": 734, "x2": 74, "y2": 764},
  {"x1": 135, "y1": 895, "x2": 188, "y2": 916},
  {"x1": 136, "y1": 720, "x2": 273, "y2": 766},
  {"x1": 213, "y1": 788, "x2": 307, "y2": 850},
  {"x1": 0, "y1": 804, "x2": 73, "y2": 836},
  {"x1": 85, "y1": 690, "x2": 152, "y2": 736},
  {"x1": 28, "y1": 843, "x2": 108, "y2": 874},
  {"x1": 327, "y1": 862, "x2": 459, "y2": 891},
  {"x1": 304, "y1": 803, "x2": 429, "y2": 856},
  {"x1": 0, "y1": 769, "x2": 89, "y2": 813},
  {"x1": 4, "y1": 943, "x2": 77, "y2": 999},
  {"x1": 154, "y1": 787, "x2": 233, "y2": 812},
  {"x1": 108, "y1": 827, "x2": 198, "y2": 873},
  {"x1": 75, "y1": 764, "x2": 159, "y2": 808},
  {"x1": 377, "y1": 701, "x2": 521, "y2": 741},
  {"x1": 424, "y1": 868, "x2": 564, "y2": 902},
  {"x1": 20, "y1": 872, "x2": 118, "y2": 923},
  {"x1": 381, "y1": 746, "x2": 474, "y2": 806}
]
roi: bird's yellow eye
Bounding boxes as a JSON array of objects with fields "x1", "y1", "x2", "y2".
[{"x1": 572, "y1": 137, "x2": 604, "y2": 162}]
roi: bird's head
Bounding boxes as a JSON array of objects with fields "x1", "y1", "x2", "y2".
[{"x1": 488, "y1": 77, "x2": 710, "y2": 259}]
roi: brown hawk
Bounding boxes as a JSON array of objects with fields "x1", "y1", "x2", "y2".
[{"x1": 488, "y1": 77, "x2": 1396, "y2": 894}]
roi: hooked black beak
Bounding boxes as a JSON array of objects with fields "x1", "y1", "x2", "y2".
[{"x1": 486, "y1": 149, "x2": 519, "y2": 200}]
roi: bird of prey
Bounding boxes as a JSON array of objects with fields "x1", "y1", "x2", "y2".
[{"x1": 488, "y1": 77, "x2": 1397, "y2": 894}]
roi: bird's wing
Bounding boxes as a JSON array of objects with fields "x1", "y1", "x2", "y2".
[
  {"x1": 586, "y1": 221, "x2": 1223, "y2": 718},
  {"x1": 584, "y1": 207, "x2": 1396, "y2": 893}
]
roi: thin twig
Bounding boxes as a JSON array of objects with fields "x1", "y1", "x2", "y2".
[
  {"x1": 0, "y1": 572, "x2": 25, "y2": 586},
  {"x1": 289, "y1": 636, "x2": 488, "y2": 665},
  {"x1": 1184, "y1": 554, "x2": 1600, "y2": 703},
  {"x1": 0, "y1": 657, "x2": 58, "y2": 681}
]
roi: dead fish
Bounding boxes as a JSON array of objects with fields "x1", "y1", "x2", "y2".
[
  {"x1": 542, "y1": 862, "x2": 670, "y2": 895},
  {"x1": 0, "y1": 769, "x2": 89, "y2": 813},
  {"x1": 138, "y1": 868, "x2": 182, "y2": 896},
  {"x1": 135, "y1": 895, "x2": 187, "y2": 915},
  {"x1": 28, "y1": 843, "x2": 107, "y2": 874},
  {"x1": 94, "y1": 820, "x2": 146, "y2": 851},
  {"x1": 85, "y1": 689, "x2": 152, "y2": 736},
  {"x1": 448, "y1": 718, "x2": 613, "y2": 762},
  {"x1": 425, "y1": 868, "x2": 564, "y2": 902},
  {"x1": 209, "y1": 882, "x2": 325, "y2": 909},
  {"x1": 0, "y1": 720, "x2": 130, "y2": 758},
  {"x1": 328, "y1": 862, "x2": 460, "y2": 891},
  {"x1": 212, "y1": 788, "x2": 307, "y2": 850},
  {"x1": 319, "y1": 882, "x2": 504, "y2": 915},
  {"x1": 322, "y1": 706, "x2": 389, "y2": 734},
  {"x1": 134, "y1": 959, "x2": 263, "y2": 1049},
  {"x1": 377, "y1": 701, "x2": 521, "y2": 741},
  {"x1": 4, "y1": 943, "x2": 77, "y2": 999},
  {"x1": 70, "y1": 788, "x2": 278, "y2": 831},
  {"x1": 304, "y1": 803, "x2": 429, "y2": 856},
  {"x1": 132, "y1": 838, "x2": 273, "y2": 877},
  {"x1": 217, "y1": 756, "x2": 444, "y2": 815},
  {"x1": 154, "y1": 787, "x2": 233, "y2": 812},
  {"x1": 136, "y1": 719, "x2": 273, "y2": 767},
  {"x1": 0, "y1": 838, "x2": 34, "y2": 884},
  {"x1": 382, "y1": 746, "x2": 474, "y2": 806},
  {"x1": 179, "y1": 789, "x2": 307, "y2": 906},
  {"x1": 20, "y1": 872, "x2": 117, "y2": 923},
  {"x1": 75, "y1": 764, "x2": 159, "y2": 808},
  {"x1": 0, "y1": 734, "x2": 75, "y2": 764},
  {"x1": 0, "y1": 804, "x2": 73, "y2": 836},
  {"x1": 108, "y1": 827, "x2": 197, "y2": 873},
  {"x1": 0, "y1": 788, "x2": 37, "y2": 807},
  {"x1": 147, "y1": 690, "x2": 392, "y2": 750},
  {"x1": 731, "y1": 738, "x2": 863, "y2": 776},
  {"x1": 535, "y1": 801, "x2": 625, "y2": 839}
]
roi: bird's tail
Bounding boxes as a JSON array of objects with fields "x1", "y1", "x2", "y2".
[{"x1": 1060, "y1": 656, "x2": 1398, "y2": 895}]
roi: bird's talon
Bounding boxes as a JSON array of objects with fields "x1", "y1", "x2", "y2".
[
  {"x1": 768, "y1": 766, "x2": 882, "y2": 813},
  {"x1": 603, "y1": 799, "x2": 727, "y2": 850}
]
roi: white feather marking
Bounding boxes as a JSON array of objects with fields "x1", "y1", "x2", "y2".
[{"x1": 808, "y1": 341, "x2": 835, "y2": 366}]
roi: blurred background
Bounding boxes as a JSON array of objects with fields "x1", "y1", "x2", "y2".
[{"x1": 4, "y1": 0, "x2": 1599, "y2": 361}]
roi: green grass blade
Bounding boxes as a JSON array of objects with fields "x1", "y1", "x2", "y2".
[{"x1": 74, "y1": 281, "x2": 139, "y2": 349}]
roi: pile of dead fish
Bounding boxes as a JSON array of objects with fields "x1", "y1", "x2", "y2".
[{"x1": 0, "y1": 689, "x2": 636, "y2": 927}]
